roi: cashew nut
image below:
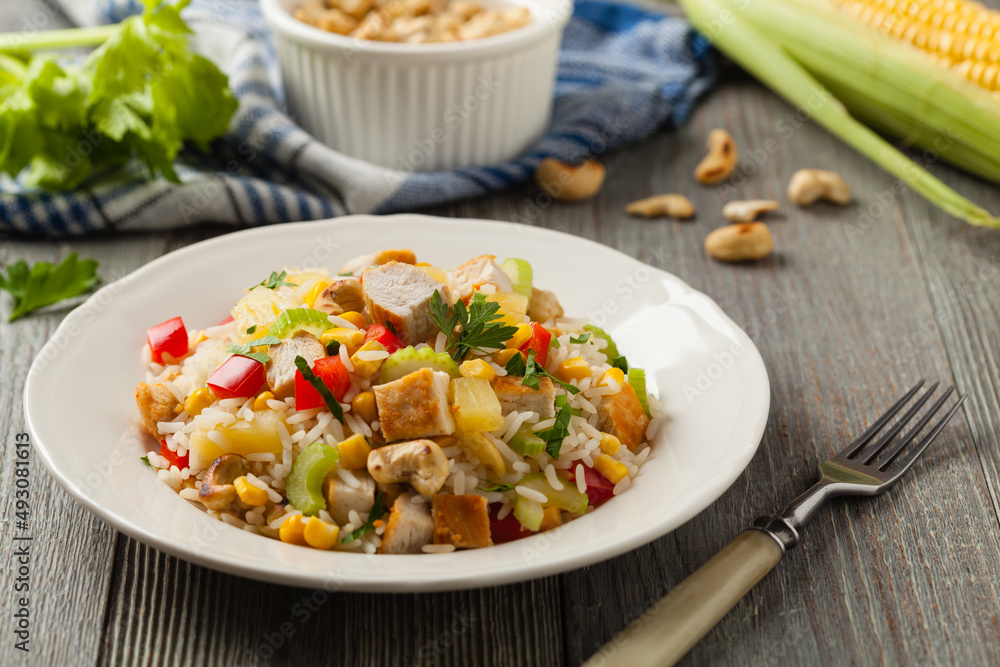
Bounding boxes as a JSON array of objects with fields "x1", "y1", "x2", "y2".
[
  {"x1": 787, "y1": 169, "x2": 852, "y2": 206},
  {"x1": 704, "y1": 223, "x2": 774, "y2": 262},
  {"x1": 722, "y1": 199, "x2": 780, "y2": 223},
  {"x1": 535, "y1": 158, "x2": 605, "y2": 202},
  {"x1": 695, "y1": 129, "x2": 738, "y2": 184},
  {"x1": 198, "y1": 454, "x2": 247, "y2": 510},
  {"x1": 366, "y1": 439, "x2": 449, "y2": 496},
  {"x1": 625, "y1": 194, "x2": 695, "y2": 220},
  {"x1": 314, "y1": 278, "x2": 365, "y2": 316}
]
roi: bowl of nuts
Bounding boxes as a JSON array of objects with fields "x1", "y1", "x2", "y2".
[{"x1": 261, "y1": 0, "x2": 572, "y2": 171}]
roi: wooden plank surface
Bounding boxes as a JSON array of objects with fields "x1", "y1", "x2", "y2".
[{"x1": 2, "y1": 1, "x2": 1000, "y2": 665}]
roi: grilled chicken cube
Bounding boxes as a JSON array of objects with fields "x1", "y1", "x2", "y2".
[
  {"x1": 362, "y1": 261, "x2": 452, "y2": 346},
  {"x1": 379, "y1": 492, "x2": 434, "y2": 554},
  {"x1": 324, "y1": 468, "x2": 377, "y2": 525},
  {"x1": 374, "y1": 368, "x2": 456, "y2": 442},
  {"x1": 526, "y1": 287, "x2": 564, "y2": 323},
  {"x1": 432, "y1": 494, "x2": 492, "y2": 548},
  {"x1": 314, "y1": 278, "x2": 365, "y2": 316},
  {"x1": 491, "y1": 375, "x2": 557, "y2": 418},
  {"x1": 451, "y1": 254, "x2": 513, "y2": 301},
  {"x1": 340, "y1": 249, "x2": 417, "y2": 277},
  {"x1": 135, "y1": 382, "x2": 180, "y2": 437},
  {"x1": 596, "y1": 383, "x2": 650, "y2": 451},
  {"x1": 265, "y1": 331, "x2": 325, "y2": 399}
]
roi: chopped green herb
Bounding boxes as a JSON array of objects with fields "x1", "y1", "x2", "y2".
[
  {"x1": 294, "y1": 355, "x2": 344, "y2": 423},
  {"x1": 246, "y1": 325, "x2": 257, "y2": 335},
  {"x1": 140, "y1": 455, "x2": 153, "y2": 468},
  {"x1": 506, "y1": 349, "x2": 580, "y2": 395},
  {"x1": 337, "y1": 271, "x2": 353, "y2": 277},
  {"x1": 610, "y1": 356, "x2": 629, "y2": 373},
  {"x1": 227, "y1": 335, "x2": 280, "y2": 364},
  {"x1": 251, "y1": 270, "x2": 298, "y2": 291},
  {"x1": 384, "y1": 320, "x2": 398, "y2": 336},
  {"x1": 538, "y1": 395, "x2": 574, "y2": 458},
  {"x1": 550, "y1": 338, "x2": 561, "y2": 348},
  {"x1": 342, "y1": 491, "x2": 383, "y2": 543},
  {"x1": 569, "y1": 333, "x2": 591, "y2": 344},
  {"x1": 0, "y1": 253, "x2": 100, "y2": 322},
  {"x1": 476, "y1": 482, "x2": 515, "y2": 493},
  {"x1": 428, "y1": 289, "x2": 519, "y2": 362},
  {"x1": 325, "y1": 339, "x2": 341, "y2": 356}
]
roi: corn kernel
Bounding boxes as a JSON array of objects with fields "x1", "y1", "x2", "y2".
[
  {"x1": 303, "y1": 517, "x2": 340, "y2": 550},
  {"x1": 598, "y1": 367, "x2": 626, "y2": 390},
  {"x1": 505, "y1": 323, "x2": 533, "y2": 349},
  {"x1": 253, "y1": 391, "x2": 274, "y2": 411},
  {"x1": 599, "y1": 432, "x2": 621, "y2": 455},
  {"x1": 278, "y1": 515, "x2": 308, "y2": 545},
  {"x1": 321, "y1": 327, "x2": 365, "y2": 355},
  {"x1": 459, "y1": 358, "x2": 495, "y2": 382},
  {"x1": 492, "y1": 348, "x2": 522, "y2": 366},
  {"x1": 234, "y1": 476, "x2": 269, "y2": 506},
  {"x1": 351, "y1": 391, "x2": 377, "y2": 423},
  {"x1": 350, "y1": 340, "x2": 387, "y2": 379},
  {"x1": 539, "y1": 505, "x2": 562, "y2": 531},
  {"x1": 183, "y1": 387, "x2": 215, "y2": 417},
  {"x1": 338, "y1": 311, "x2": 367, "y2": 329},
  {"x1": 337, "y1": 433, "x2": 371, "y2": 470},
  {"x1": 303, "y1": 280, "x2": 332, "y2": 309},
  {"x1": 555, "y1": 357, "x2": 591, "y2": 383},
  {"x1": 594, "y1": 454, "x2": 629, "y2": 484}
]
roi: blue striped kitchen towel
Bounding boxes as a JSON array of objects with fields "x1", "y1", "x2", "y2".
[{"x1": 0, "y1": 0, "x2": 717, "y2": 236}]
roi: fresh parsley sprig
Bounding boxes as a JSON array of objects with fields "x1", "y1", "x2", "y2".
[
  {"x1": 342, "y1": 491, "x2": 383, "y2": 544},
  {"x1": 538, "y1": 395, "x2": 575, "y2": 458},
  {"x1": 504, "y1": 349, "x2": 581, "y2": 395},
  {"x1": 0, "y1": 253, "x2": 100, "y2": 322},
  {"x1": 428, "y1": 290, "x2": 518, "y2": 362},
  {"x1": 294, "y1": 355, "x2": 344, "y2": 423},
  {"x1": 251, "y1": 270, "x2": 298, "y2": 291},
  {"x1": 227, "y1": 335, "x2": 280, "y2": 363},
  {"x1": 569, "y1": 333, "x2": 591, "y2": 344}
]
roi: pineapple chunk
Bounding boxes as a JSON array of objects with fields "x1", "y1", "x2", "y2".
[
  {"x1": 454, "y1": 430, "x2": 506, "y2": 476},
  {"x1": 417, "y1": 265, "x2": 451, "y2": 287},
  {"x1": 231, "y1": 286, "x2": 297, "y2": 343},
  {"x1": 188, "y1": 409, "x2": 287, "y2": 469},
  {"x1": 450, "y1": 377, "x2": 504, "y2": 432},
  {"x1": 485, "y1": 292, "x2": 529, "y2": 328}
]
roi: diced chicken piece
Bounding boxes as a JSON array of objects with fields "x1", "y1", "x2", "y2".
[
  {"x1": 527, "y1": 287, "x2": 564, "y2": 323},
  {"x1": 451, "y1": 254, "x2": 513, "y2": 301},
  {"x1": 376, "y1": 382, "x2": 452, "y2": 445},
  {"x1": 373, "y1": 368, "x2": 455, "y2": 441},
  {"x1": 314, "y1": 278, "x2": 365, "y2": 316},
  {"x1": 491, "y1": 375, "x2": 557, "y2": 418},
  {"x1": 135, "y1": 382, "x2": 180, "y2": 437},
  {"x1": 265, "y1": 331, "x2": 325, "y2": 399},
  {"x1": 362, "y1": 261, "x2": 451, "y2": 346},
  {"x1": 324, "y1": 469, "x2": 376, "y2": 525},
  {"x1": 596, "y1": 383, "x2": 650, "y2": 451},
  {"x1": 379, "y1": 493, "x2": 434, "y2": 554},
  {"x1": 432, "y1": 494, "x2": 492, "y2": 548},
  {"x1": 340, "y1": 248, "x2": 417, "y2": 277}
]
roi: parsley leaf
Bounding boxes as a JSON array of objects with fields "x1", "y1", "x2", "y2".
[
  {"x1": 610, "y1": 356, "x2": 629, "y2": 373},
  {"x1": 342, "y1": 491, "x2": 383, "y2": 544},
  {"x1": 476, "y1": 482, "x2": 515, "y2": 492},
  {"x1": 538, "y1": 395, "x2": 574, "y2": 458},
  {"x1": 505, "y1": 349, "x2": 580, "y2": 395},
  {"x1": 428, "y1": 290, "x2": 518, "y2": 362},
  {"x1": 294, "y1": 355, "x2": 344, "y2": 423},
  {"x1": 246, "y1": 325, "x2": 257, "y2": 335},
  {"x1": 0, "y1": 253, "x2": 100, "y2": 322},
  {"x1": 569, "y1": 333, "x2": 590, "y2": 344},
  {"x1": 139, "y1": 455, "x2": 153, "y2": 468},
  {"x1": 227, "y1": 335, "x2": 280, "y2": 363},
  {"x1": 325, "y1": 339, "x2": 341, "y2": 356},
  {"x1": 251, "y1": 270, "x2": 297, "y2": 291}
]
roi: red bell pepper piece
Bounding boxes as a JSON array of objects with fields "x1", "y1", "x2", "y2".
[
  {"x1": 159, "y1": 439, "x2": 190, "y2": 470},
  {"x1": 519, "y1": 322, "x2": 552, "y2": 368},
  {"x1": 489, "y1": 504, "x2": 534, "y2": 544},
  {"x1": 363, "y1": 323, "x2": 402, "y2": 354},
  {"x1": 218, "y1": 315, "x2": 234, "y2": 325},
  {"x1": 568, "y1": 465, "x2": 615, "y2": 508},
  {"x1": 207, "y1": 355, "x2": 266, "y2": 399},
  {"x1": 147, "y1": 316, "x2": 188, "y2": 363},
  {"x1": 295, "y1": 356, "x2": 351, "y2": 410}
]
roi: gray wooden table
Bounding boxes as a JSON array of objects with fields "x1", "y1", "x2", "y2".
[{"x1": 3, "y1": 1, "x2": 1000, "y2": 665}]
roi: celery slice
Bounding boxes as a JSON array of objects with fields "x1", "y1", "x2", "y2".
[
  {"x1": 514, "y1": 497, "x2": 544, "y2": 531},
  {"x1": 627, "y1": 368, "x2": 651, "y2": 419},
  {"x1": 379, "y1": 345, "x2": 461, "y2": 384},
  {"x1": 509, "y1": 424, "x2": 546, "y2": 456},
  {"x1": 285, "y1": 441, "x2": 339, "y2": 516},
  {"x1": 500, "y1": 258, "x2": 533, "y2": 298},
  {"x1": 583, "y1": 325, "x2": 620, "y2": 359},
  {"x1": 517, "y1": 472, "x2": 588, "y2": 514},
  {"x1": 267, "y1": 308, "x2": 332, "y2": 339}
]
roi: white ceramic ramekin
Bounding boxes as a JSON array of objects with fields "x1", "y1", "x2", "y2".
[{"x1": 261, "y1": 0, "x2": 571, "y2": 171}]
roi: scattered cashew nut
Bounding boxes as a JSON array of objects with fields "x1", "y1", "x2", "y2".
[
  {"x1": 366, "y1": 438, "x2": 450, "y2": 496},
  {"x1": 198, "y1": 454, "x2": 247, "y2": 510},
  {"x1": 313, "y1": 278, "x2": 365, "y2": 316},
  {"x1": 625, "y1": 194, "x2": 695, "y2": 220},
  {"x1": 787, "y1": 169, "x2": 852, "y2": 206},
  {"x1": 695, "y1": 129, "x2": 738, "y2": 184},
  {"x1": 535, "y1": 158, "x2": 606, "y2": 202},
  {"x1": 704, "y1": 223, "x2": 774, "y2": 262},
  {"x1": 722, "y1": 199, "x2": 780, "y2": 223}
]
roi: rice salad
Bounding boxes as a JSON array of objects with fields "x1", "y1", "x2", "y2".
[{"x1": 135, "y1": 249, "x2": 663, "y2": 554}]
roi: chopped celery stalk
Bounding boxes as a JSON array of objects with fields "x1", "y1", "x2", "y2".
[
  {"x1": 583, "y1": 325, "x2": 620, "y2": 358},
  {"x1": 509, "y1": 424, "x2": 546, "y2": 456},
  {"x1": 517, "y1": 472, "x2": 588, "y2": 514},
  {"x1": 500, "y1": 258, "x2": 533, "y2": 298},
  {"x1": 514, "y1": 496, "x2": 544, "y2": 531},
  {"x1": 267, "y1": 308, "x2": 332, "y2": 339},
  {"x1": 627, "y1": 368, "x2": 651, "y2": 419},
  {"x1": 285, "y1": 441, "x2": 339, "y2": 516},
  {"x1": 379, "y1": 345, "x2": 461, "y2": 384}
]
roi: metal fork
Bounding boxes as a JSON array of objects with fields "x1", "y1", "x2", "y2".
[{"x1": 585, "y1": 381, "x2": 966, "y2": 667}]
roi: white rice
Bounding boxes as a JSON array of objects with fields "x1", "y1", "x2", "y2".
[{"x1": 515, "y1": 486, "x2": 548, "y2": 503}]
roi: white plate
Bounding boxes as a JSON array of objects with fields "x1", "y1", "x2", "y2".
[{"x1": 24, "y1": 215, "x2": 769, "y2": 592}]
